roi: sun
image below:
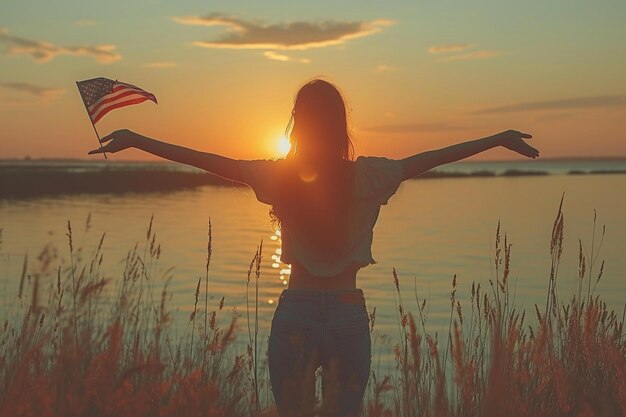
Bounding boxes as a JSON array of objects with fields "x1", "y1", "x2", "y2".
[{"x1": 277, "y1": 135, "x2": 291, "y2": 157}]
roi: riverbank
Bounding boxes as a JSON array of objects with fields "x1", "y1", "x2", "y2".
[{"x1": 2, "y1": 160, "x2": 625, "y2": 198}]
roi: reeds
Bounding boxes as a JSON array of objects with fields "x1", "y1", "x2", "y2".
[
  {"x1": 246, "y1": 239, "x2": 264, "y2": 415},
  {"x1": 372, "y1": 194, "x2": 625, "y2": 417},
  {"x1": 0, "y1": 196, "x2": 624, "y2": 417},
  {"x1": 0, "y1": 214, "x2": 247, "y2": 417}
]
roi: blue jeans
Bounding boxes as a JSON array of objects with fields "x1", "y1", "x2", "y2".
[{"x1": 267, "y1": 288, "x2": 371, "y2": 417}]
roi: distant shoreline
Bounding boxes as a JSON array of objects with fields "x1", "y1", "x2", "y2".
[
  {"x1": 2, "y1": 163, "x2": 625, "y2": 199},
  {"x1": 3, "y1": 155, "x2": 626, "y2": 164},
  {"x1": 0, "y1": 166, "x2": 240, "y2": 199}
]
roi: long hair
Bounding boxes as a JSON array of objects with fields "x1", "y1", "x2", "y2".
[
  {"x1": 270, "y1": 79, "x2": 356, "y2": 265},
  {"x1": 285, "y1": 79, "x2": 354, "y2": 161}
]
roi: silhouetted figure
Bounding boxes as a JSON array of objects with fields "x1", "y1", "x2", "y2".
[{"x1": 90, "y1": 78, "x2": 538, "y2": 417}]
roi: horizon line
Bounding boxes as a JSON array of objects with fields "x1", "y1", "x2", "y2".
[{"x1": 3, "y1": 155, "x2": 626, "y2": 163}]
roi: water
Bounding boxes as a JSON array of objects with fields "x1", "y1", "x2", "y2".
[{"x1": 1, "y1": 161, "x2": 625, "y2": 367}]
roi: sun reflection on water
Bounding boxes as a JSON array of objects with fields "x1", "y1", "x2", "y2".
[{"x1": 268, "y1": 227, "x2": 291, "y2": 291}]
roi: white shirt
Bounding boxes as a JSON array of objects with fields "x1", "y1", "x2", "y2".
[{"x1": 240, "y1": 156, "x2": 405, "y2": 277}]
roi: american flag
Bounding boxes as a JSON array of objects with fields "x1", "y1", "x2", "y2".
[{"x1": 76, "y1": 77, "x2": 157, "y2": 124}]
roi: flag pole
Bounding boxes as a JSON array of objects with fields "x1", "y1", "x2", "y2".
[{"x1": 76, "y1": 82, "x2": 107, "y2": 160}]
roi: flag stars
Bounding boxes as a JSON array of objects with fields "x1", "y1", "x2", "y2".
[{"x1": 76, "y1": 77, "x2": 156, "y2": 124}]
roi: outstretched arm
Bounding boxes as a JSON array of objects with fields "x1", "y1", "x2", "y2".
[
  {"x1": 401, "y1": 130, "x2": 538, "y2": 180},
  {"x1": 88, "y1": 129, "x2": 246, "y2": 183}
]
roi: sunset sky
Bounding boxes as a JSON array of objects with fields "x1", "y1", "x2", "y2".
[{"x1": 1, "y1": 0, "x2": 625, "y2": 161}]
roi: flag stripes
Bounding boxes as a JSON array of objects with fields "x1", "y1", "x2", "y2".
[{"x1": 76, "y1": 77, "x2": 157, "y2": 124}]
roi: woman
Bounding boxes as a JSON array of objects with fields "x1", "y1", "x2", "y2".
[{"x1": 89, "y1": 79, "x2": 539, "y2": 417}]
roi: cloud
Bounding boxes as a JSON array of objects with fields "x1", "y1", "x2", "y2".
[
  {"x1": 427, "y1": 43, "x2": 474, "y2": 54},
  {"x1": 75, "y1": 19, "x2": 97, "y2": 26},
  {"x1": 1, "y1": 82, "x2": 65, "y2": 99},
  {"x1": 173, "y1": 13, "x2": 393, "y2": 50},
  {"x1": 437, "y1": 50, "x2": 498, "y2": 62},
  {"x1": 534, "y1": 112, "x2": 576, "y2": 123},
  {"x1": 0, "y1": 96, "x2": 32, "y2": 105},
  {"x1": 427, "y1": 43, "x2": 498, "y2": 62},
  {"x1": 361, "y1": 122, "x2": 465, "y2": 134},
  {"x1": 144, "y1": 61, "x2": 177, "y2": 68},
  {"x1": 373, "y1": 64, "x2": 396, "y2": 74},
  {"x1": 473, "y1": 95, "x2": 626, "y2": 115},
  {"x1": 0, "y1": 27, "x2": 121, "y2": 63},
  {"x1": 263, "y1": 51, "x2": 310, "y2": 63}
]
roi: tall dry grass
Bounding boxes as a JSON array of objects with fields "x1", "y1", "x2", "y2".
[
  {"x1": 0, "y1": 215, "x2": 252, "y2": 417},
  {"x1": 367, "y1": 194, "x2": 625, "y2": 417},
  {"x1": 0, "y1": 195, "x2": 624, "y2": 417}
]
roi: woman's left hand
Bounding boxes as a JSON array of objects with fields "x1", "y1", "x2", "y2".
[
  {"x1": 88, "y1": 129, "x2": 139, "y2": 155},
  {"x1": 495, "y1": 130, "x2": 539, "y2": 159}
]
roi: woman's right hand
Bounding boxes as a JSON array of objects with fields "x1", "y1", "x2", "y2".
[
  {"x1": 495, "y1": 130, "x2": 539, "y2": 159},
  {"x1": 88, "y1": 129, "x2": 139, "y2": 155}
]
